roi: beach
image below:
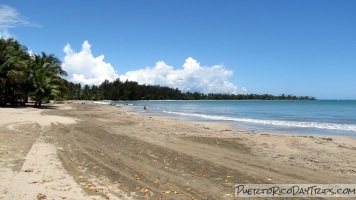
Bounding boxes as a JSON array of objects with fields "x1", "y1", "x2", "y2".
[{"x1": 0, "y1": 103, "x2": 355, "y2": 199}]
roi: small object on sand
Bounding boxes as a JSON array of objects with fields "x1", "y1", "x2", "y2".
[{"x1": 37, "y1": 193, "x2": 47, "y2": 200}]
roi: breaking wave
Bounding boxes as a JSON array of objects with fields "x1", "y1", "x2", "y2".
[{"x1": 163, "y1": 110, "x2": 356, "y2": 132}]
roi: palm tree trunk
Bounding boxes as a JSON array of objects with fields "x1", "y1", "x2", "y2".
[{"x1": 10, "y1": 87, "x2": 15, "y2": 106}]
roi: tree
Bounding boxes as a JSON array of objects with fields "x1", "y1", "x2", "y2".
[
  {"x1": 82, "y1": 84, "x2": 91, "y2": 100},
  {"x1": 0, "y1": 38, "x2": 28, "y2": 106},
  {"x1": 29, "y1": 52, "x2": 67, "y2": 107}
]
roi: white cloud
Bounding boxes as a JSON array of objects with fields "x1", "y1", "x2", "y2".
[
  {"x1": 62, "y1": 40, "x2": 119, "y2": 85},
  {"x1": 120, "y1": 57, "x2": 244, "y2": 94},
  {"x1": 62, "y1": 40, "x2": 245, "y2": 94},
  {"x1": 0, "y1": 5, "x2": 38, "y2": 38}
]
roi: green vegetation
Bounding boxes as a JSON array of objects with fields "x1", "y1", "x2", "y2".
[
  {"x1": 64, "y1": 78, "x2": 316, "y2": 101},
  {"x1": 0, "y1": 38, "x2": 67, "y2": 107},
  {"x1": 0, "y1": 37, "x2": 315, "y2": 107}
]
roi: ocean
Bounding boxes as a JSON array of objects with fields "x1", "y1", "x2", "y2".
[{"x1": 112, "y1": 100, "x2": 356, "y2": 137}]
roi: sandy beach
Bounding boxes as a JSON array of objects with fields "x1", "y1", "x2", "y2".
[{"x1": 0, "y1": 103, "x2": 355, "y2": 199}]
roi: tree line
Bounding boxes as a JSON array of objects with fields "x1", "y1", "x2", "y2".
[
  {"x1": 1, "y1": 37, "x2": 315, "y2": 108},
  {"x1": 64, "y1": 78, "x2": 316, "y2": 101}
]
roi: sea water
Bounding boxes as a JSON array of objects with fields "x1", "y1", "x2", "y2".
[{"x1": 112, "y1": 100, "x2": 356, "y2": 137}]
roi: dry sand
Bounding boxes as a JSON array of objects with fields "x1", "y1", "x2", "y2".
[{"x1": 0, "y1": 103, "x2": 355, "y2": 199}]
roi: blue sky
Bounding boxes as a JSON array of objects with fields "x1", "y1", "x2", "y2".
[{"x1": 1, "y1": 0, "x2": 355, "y2": 99}]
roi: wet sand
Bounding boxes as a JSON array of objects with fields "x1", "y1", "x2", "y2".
[{"x1": 0, "y1": 103, "x2": 355, "y2": 199}]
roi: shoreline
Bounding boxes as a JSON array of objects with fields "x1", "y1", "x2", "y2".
[
  {"x1": 110, "y1": 100, "x2": 356, "y2": 138},
  {"x1": 0, "y1": 103, "x2": 355, "y2": 199},
  {"x1": 54, "y1": 102, "x2": 356, "y2": 177},
  {"x1": 117, "y1": 102, "x2": 356, "y2": 139},
  {"x1": 138, "y1": 106, "x2": 356, "y2": 176}
]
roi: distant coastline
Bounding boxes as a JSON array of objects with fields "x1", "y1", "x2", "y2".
[{"x1": 64, "y1": 78, "x2": 316, "y2": 101}]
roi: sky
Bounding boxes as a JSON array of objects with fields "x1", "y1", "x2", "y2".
[{"x1": 0, "y1": 0, "x2": 355, "y2": 99}]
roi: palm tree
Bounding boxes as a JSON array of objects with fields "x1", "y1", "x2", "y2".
[
  {"x1": 0, "y1": 37, "x2": 28, "y2": 106},
  {"x1": 29, "y1": 52, "x2": 67, "y2": 107}
]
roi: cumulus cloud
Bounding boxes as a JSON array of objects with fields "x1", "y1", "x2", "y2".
[
  {"x1": 62, "y1": 40, "x2": 244, "y2": 94},
  {"x1": 62, "y1": 41, "x2": 119, "y2": 85},
  {"x1": 120, "y1": 57, "x2": 244, "y2": 94},
  {"x1": 0, "y1": 5, "x2": 38, "y2": 38}
]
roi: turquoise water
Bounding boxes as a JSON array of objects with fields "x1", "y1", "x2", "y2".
[{"x1": 113, "y1": 100, "x2": 356, "y2": 137}]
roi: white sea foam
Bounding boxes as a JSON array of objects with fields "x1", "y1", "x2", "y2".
[
  {"x1": 163, "y1": 110, "x2": 356, "y2": 132},
  {"x1": 93, "y1": 101, "x2": 111, "y2": 105}
]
